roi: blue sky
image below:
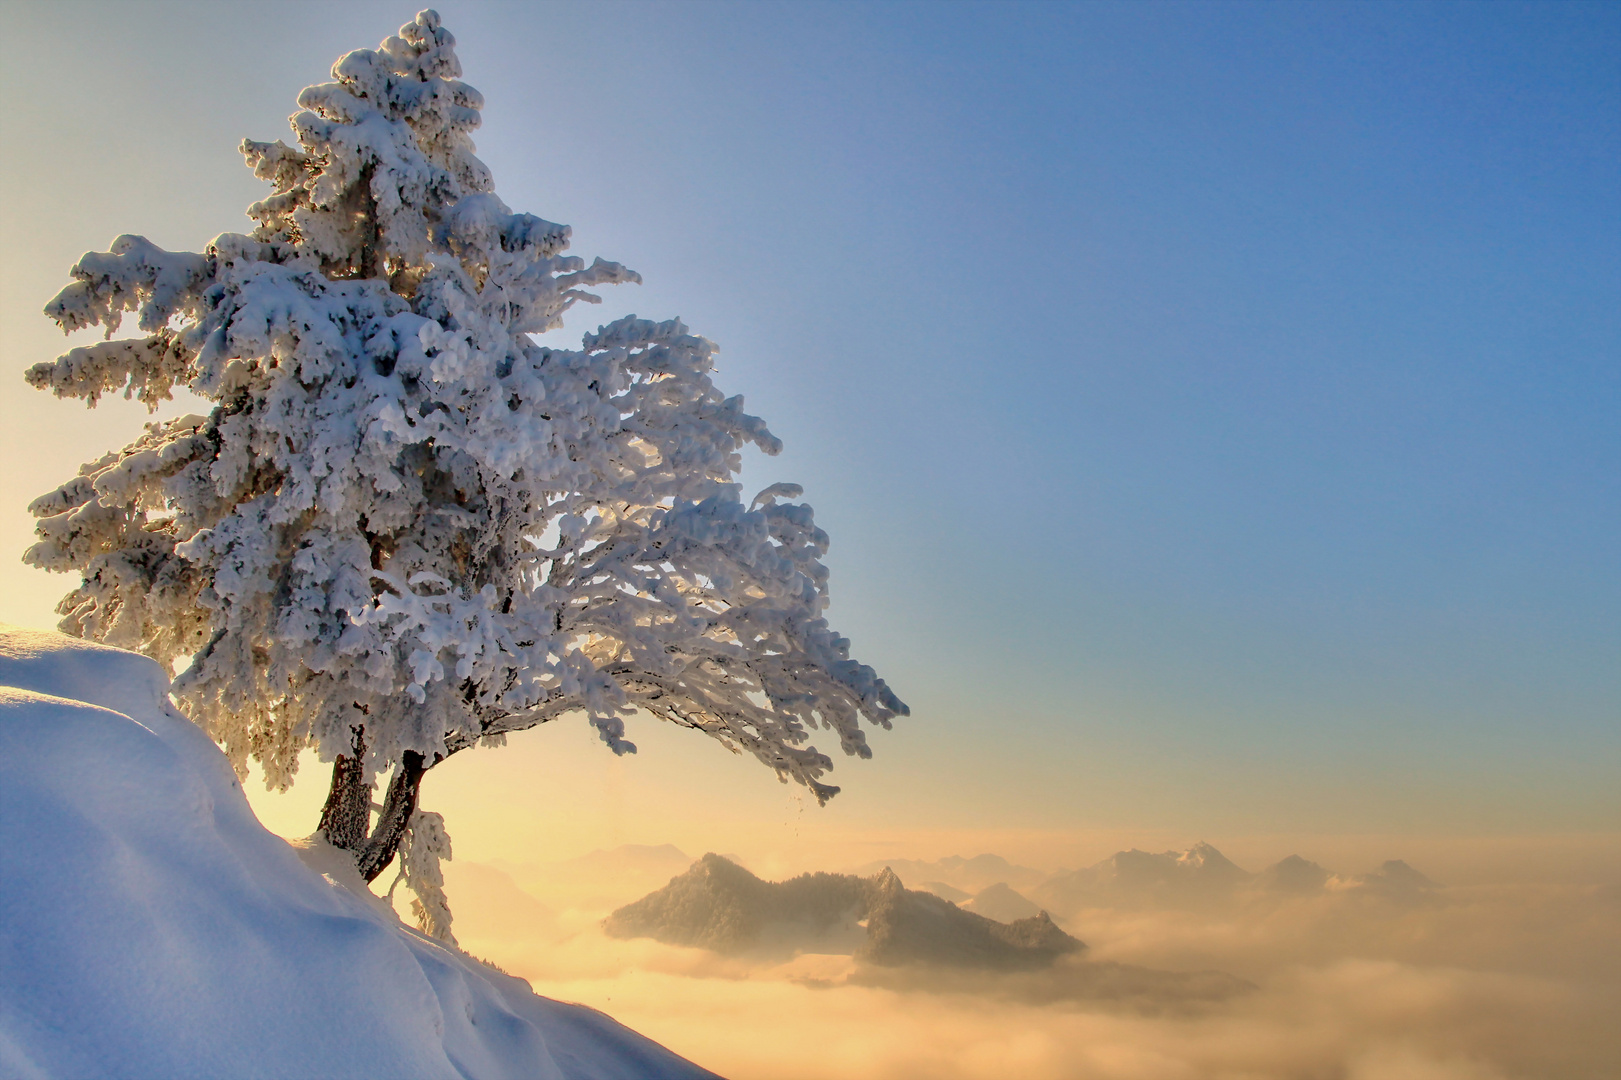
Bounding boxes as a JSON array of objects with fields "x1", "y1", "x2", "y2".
[{"x1": 2, "y1": 1, "x2": 1616, "y2": 844}]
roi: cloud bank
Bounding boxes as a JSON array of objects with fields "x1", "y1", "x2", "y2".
[{"x1": 438, "y1": 842, "x2": 1618, "y2": 1079}]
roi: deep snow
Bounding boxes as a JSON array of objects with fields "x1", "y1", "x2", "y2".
[{"x1": 0, "y1": 626, "x2": 718, "y2": 1079}]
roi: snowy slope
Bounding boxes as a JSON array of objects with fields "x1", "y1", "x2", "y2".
[{"x1": 0, "y1": 627, "x2": 718, "y2": 1080}]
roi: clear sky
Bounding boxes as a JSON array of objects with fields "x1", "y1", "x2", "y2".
[{"x1": 2, "y1": 0, "x2": 1616, "y2": 862}]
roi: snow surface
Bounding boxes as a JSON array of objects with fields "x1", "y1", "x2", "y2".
[{"x1": 0, "y1": 626, "x2": 719, "y2": 1080}]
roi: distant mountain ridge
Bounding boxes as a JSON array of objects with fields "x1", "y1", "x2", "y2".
[
  {"x1": 863, "y1": 868, "x2": 1080, "y2": 969},
  {"x1": 1352, "y1": 860, "x2": 1438, "y2": 897},
  {"x1": 606, "y1": 854, "x2": 1082, "y2": 970},
  {"x1": 960, "y1": 882, "x2": 1043, "y2": 923},
  {"x1": 1031, "y1": 842, "x2": 1439, "y2": 915},
  {"x1": 605, "y1": 853, "x2": 869, "y2": 954},
  {"x1": 852, "y1": 853, "x2": 1047, "y2": 892},
  {"x1": 1256, "y1": 854, "x2": 1331, "y2": 893},
  {"x1": 555, "y1": 843, "x2": 692, "y2": 873},
  {"x1": 508, "y1": 841, "x2": 1439, "y2": 934},
  {"x1": 1034, "y1": 841, "x2": 1253, "y2": 911}
]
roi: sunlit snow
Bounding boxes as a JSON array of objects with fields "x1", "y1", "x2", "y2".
[{"x1": 0, "y1": 626, "x2": 717, "y2": 1080}]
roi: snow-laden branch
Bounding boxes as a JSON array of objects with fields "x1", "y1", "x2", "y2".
[{"x1": 24, "y1": 8, "x2": 905, "y2": 809}]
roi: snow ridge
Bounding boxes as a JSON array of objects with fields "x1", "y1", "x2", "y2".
[{"x1": 0, "y1": 626, "x2": 717, "y2": 1080}]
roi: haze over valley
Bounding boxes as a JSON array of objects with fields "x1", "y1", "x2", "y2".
[{"x1": 424, "y1": 836, "x2": 1620, "y2": 1079}]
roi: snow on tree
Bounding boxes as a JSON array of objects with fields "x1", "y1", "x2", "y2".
[{"x1": 22, "y1": 9, "x2": 905, "y2": 939}]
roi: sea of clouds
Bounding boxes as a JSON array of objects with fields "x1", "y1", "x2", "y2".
[{"x1": 433, "y1": 843, "x2": 1619, "y2": 1080}]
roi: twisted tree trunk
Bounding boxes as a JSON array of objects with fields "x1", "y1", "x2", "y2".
[
  {"x1": 316, "y1": 724, "x2": 427, "y2": 883},
  {"x1": 355, "y1": 750, "x2": 425, "y2": 883}
]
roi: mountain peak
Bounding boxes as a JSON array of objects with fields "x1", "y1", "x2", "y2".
[
  {"x1": 1354, "y1": 860, "x2": 1438, "y2": 894},
  {"x1": 1176, "y1": 842, "x2": 1246, "y2": 876},
  {"x1": 1259, "y1": 855, "x2": 1331, "y2": 892},
  {"x1": 607, "y1": 858, "x2": 1081, "y2": 969},
  {"x1": 961, "y1": 882, "x2": 1042, "y2": 923}
]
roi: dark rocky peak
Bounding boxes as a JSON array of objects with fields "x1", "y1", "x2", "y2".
[{"x1": 606, "y1": 854, "x2": 1082, "y2": 970}]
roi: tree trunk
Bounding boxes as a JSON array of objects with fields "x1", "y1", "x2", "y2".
[
  {"x1": 315, "y1": 722, "x2": 427, "y2": 884},
  {"x1": 355, "y1": 751, "x2": 425, "y2": 883},
  {"x1": 317, "y1": 727, "x2": 370, "y2": 851},
  {"x1": 356, "y1": 161, "x2": 379, "y2": 281}
]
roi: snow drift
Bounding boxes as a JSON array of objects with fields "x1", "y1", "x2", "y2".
[{"x1": 0, "y1": 626, "x2": 717, "y2": 1080}]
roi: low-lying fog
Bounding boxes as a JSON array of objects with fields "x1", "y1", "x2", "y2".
[{"x1": 421, "y1": 840, "x2": 1619, "y2": 1079}]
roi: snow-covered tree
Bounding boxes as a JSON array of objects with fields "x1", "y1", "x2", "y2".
[{"x1": 23, "y1": 9, "x2": 904, "y2": 939}]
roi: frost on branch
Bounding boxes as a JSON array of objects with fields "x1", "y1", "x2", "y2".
[
  {"x1": 393, "y1": 806, "x2": 455, "y2": 944},
  {"x1": 24, "y1": 9, "x2": 905, "y2": 834}
]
